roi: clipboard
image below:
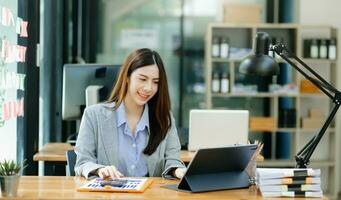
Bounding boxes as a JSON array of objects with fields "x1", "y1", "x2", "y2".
[{"x1": 164, "y1": 144, "x2": 257, "y2": 192}]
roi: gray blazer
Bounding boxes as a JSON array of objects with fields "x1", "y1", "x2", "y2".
[{"x1": 74, "y1": 102, "x2": 185, "y2": 179}]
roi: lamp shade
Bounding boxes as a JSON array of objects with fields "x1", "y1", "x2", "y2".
[
  {"x1": 239, "y1": 54, "x2": 279, "y2": 76},
  {"x1": 239, "y1": 32, "x2": 280, "y2": 76}
]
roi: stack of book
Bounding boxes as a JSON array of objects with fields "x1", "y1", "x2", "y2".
[{"x1": 256, "y1": 168, "x2": 323, "y2": 198}]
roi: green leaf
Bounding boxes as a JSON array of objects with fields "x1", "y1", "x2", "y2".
[{"x1": 0, "y1": 159, "x2": 25, "y2": 176}]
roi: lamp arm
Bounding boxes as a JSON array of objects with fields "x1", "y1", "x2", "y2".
[
  {"x1": 296, "y1": 102, "x2": 341, "y2": 168},
  {"x1": 271, "y1": 43, "x2": 338, "y2": 99},
  {"x1": 271, "y1": 43, "x2": 341, "y2": 168}
]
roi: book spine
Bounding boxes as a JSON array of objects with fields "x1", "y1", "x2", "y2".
[
  {"x1": 260, "y1": 184, "x2": 321, "y2": 192},
  {"x1": 294, "y1": 191, "x2": 323, "y2": 197},
  {"x1": 258, "y1": 176, "x2": 321, "y2": 186},
  {"x1": 258, "y1": 169, "x2": 321, "y2": 179},
  {"x1": 261, "y1": 191, "x2": 323, "y2": 197}
]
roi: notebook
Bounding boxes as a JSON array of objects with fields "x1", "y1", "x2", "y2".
[
  {"x1": 77, "y1": 177, "x2": 153, "y2": 193},
  {"x1": 188, "y1": 109, "x2": 249, "y2": 151},
  {"x1": 256, "y1": 168, "x2": 321, "y2": 179},
  {"x1": 259, "y1": 184, "x2": 322, "y2": 192},
  {"x1": 261, "y1": 191, "x2": 323, "y2": 198},
  {"x1": 258, "y1": 176, "x2": 321, "y2": 186}
]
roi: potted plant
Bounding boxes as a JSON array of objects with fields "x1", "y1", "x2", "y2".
[{"x1": 0, "y1": 159, "x2": 26, "y2": 197}]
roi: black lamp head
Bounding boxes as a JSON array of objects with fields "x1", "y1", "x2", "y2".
[{"x1": 239, "y1": 32, "x2": 280, "y2": 76}]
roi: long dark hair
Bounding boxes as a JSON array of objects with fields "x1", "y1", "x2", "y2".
[{"x1": 107, "y1": 48, "x2": 171, "y2": 155}]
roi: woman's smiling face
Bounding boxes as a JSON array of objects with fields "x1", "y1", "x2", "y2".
[{"x1": 125, "y1": 64, "x2": 159, "y2": 107}]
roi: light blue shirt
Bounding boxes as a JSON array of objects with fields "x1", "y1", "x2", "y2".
[{"x1": 115, "y1": 103, "x2": 149, "y2": 177}]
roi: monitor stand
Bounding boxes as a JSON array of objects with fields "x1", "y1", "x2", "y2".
[
  {"x1": 86, "y1": 85, "x2": 103, "y2": 107},
  {"x1": 66, "y1": 119, "x2": 80, "y2": 146}
]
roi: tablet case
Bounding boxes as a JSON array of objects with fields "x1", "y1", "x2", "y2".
[{"x1": 164, "y1": 144, "x2": 257, "y2": 193}]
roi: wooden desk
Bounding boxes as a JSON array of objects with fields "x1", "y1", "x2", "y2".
[
  {"x1": 0, "y1": 176, "x2": 321, "y2": 200},
  {"x1": 33, "y1": 143, "x2": 197, "y2": 175},
  {"x1": 34, "y1": 143, "x2": 263, "y2": 175},
  {"x1": 33, "y1": 143, "x2": 196, "y2": 163},
  {"x1": 33, "y1": 143, "x2": 263, "y2": 163},
  {"x1": 33, "y1": 143, "x2": 73, "y2": 162}
]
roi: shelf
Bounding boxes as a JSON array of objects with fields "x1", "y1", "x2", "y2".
[
  {"x1": 250, "y1": 128, "x2": 297, "y2": 132},
  {"x1": 258, "y1": 160, "x2": 335, "y2": 167},
  {"x1": 273, "y1": 58, "x2": 294, "y2": 63},
  {"x1": 211, "y1": 92, "x2": 330, "y2": 98},
  {"x1": 211, "y1": 92, "x2": 299, "y2": 97},
  {"x1": 250, "y1": 128, "x2": 335, "y2": 133},
  {"x1": 210, "y1": 92, "x2": 329, "y2": 99},
  {"x1": 211, "y1": 55, "x2": 302, "y2": 63},
  {"x1": 299, "y1": 128, "x2": 335, "y2": 133},
  {"x1": 275, "y1": 58, "x2": 337, "y2": 65},
  {"x1": 277, "y1": 128, "x2": 297, "y2": 132},
  {"x1": 299, "y1": 93, "x2": 327, "y2": 98},
  {"x1": 211, "y1": 58, "x2": 244, "y2": 62},
  {"x1": 302, "y1": 58, "x2": 337, "y2": 65},
  {"x1": 206, "y1": 24, "x2": 339, "y2": 197}
]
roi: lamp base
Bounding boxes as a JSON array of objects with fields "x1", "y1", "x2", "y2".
[{"x1": 295, "y1": 156, "x2": 308, "y2": 168}]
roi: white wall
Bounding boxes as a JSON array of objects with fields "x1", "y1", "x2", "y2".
[{"x1": 297, "y1": 0, "x2": 341, "y2": 194}]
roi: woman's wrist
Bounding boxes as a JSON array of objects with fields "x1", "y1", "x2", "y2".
[
  {"x1": 173, "y1": 168, "x2": 186, "y2": 179},
  {"x1": 90, "y1": 167, "x2": 101, "y2": 176},
  {"x1": 170, "y1": 168, "x2": 177, "y2": 177}
]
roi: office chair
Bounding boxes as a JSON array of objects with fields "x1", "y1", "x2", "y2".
[{"x1": 66, "y1": 149, "x2": 77, "y2": 176}]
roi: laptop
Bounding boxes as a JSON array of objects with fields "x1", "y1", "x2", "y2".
[{"x1": 188, "y1": 109, "x2": 249, "y2": 151}]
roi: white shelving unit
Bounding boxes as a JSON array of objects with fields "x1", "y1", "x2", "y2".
[{"x1": 205, "y1": 23, "x2": 340, "y2": 199}]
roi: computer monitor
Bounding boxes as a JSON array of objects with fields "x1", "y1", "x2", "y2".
[{"x1": 62, "y1": 64, "x2": 120, "y2": 120}]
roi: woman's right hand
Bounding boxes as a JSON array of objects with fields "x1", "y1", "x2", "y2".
[{"x1": 97, "y1": 165, "x2": 124, "y2": 179}]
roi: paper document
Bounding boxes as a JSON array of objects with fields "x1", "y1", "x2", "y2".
[{"x1": 77, "y1": 177, "x2": 153, "y2": 193}]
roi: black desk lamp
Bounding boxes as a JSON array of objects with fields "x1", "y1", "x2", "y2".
[{"x1": 239, "y1": 32, "x2": 341, "y2": 168}]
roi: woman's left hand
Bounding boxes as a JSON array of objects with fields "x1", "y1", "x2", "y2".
[{"x1": 174, "y1": 168, "x2": 186, "y2": 179}]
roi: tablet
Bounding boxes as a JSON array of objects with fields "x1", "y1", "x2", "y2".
[{"x1": 164, "y1": 144, "x2": 257, "y2": 192}]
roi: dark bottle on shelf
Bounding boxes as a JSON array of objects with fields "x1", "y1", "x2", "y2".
[
  {"x1": 269, "y1": 37, "x2": 276, "y2": 58},
  {"x1": 220, "y1": 72, "x2": 229, "y2": 93},
  {"x1": 303, "y1": 39, "x2": 311, "y2": 58}
]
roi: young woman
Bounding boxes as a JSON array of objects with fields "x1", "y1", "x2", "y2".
[{"x1": 74, "y1": 48, "x2": 186, "y2": 179}]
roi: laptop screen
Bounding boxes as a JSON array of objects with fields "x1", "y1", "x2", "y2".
[{"x1": 188, "y1": 109, "x2": 249, "y2": 151}]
